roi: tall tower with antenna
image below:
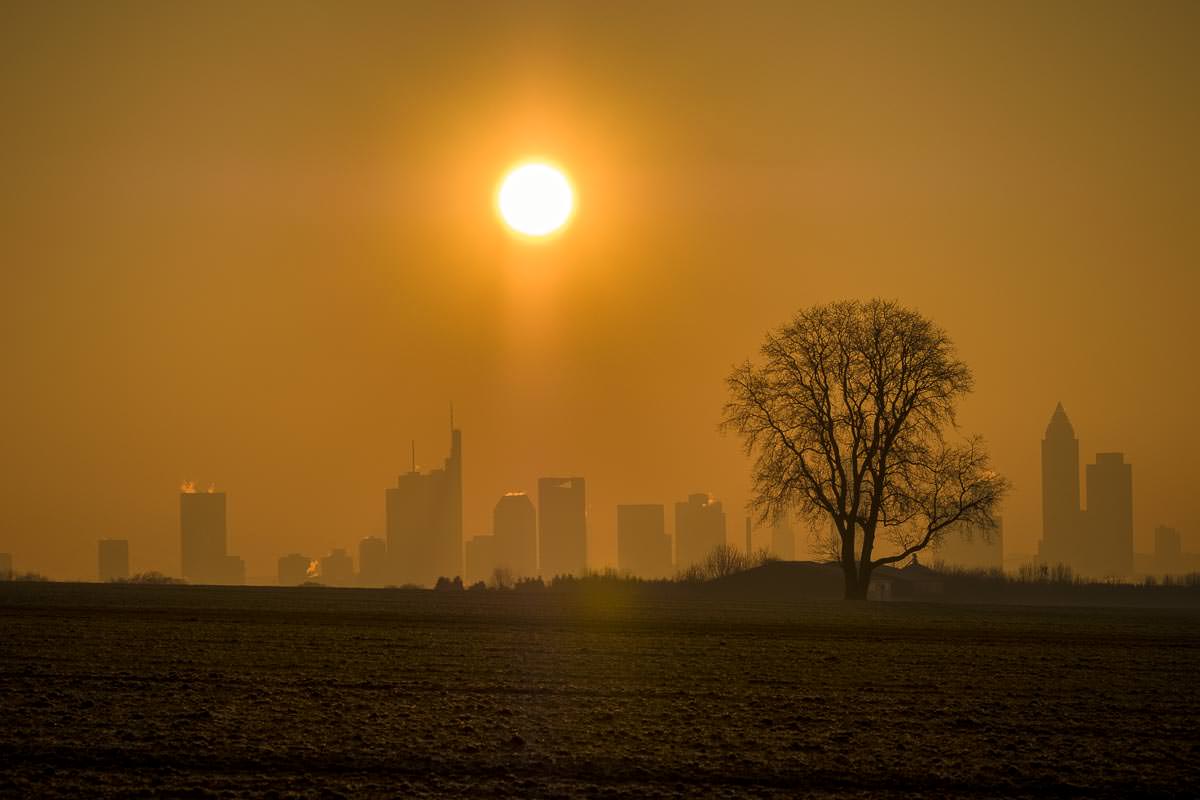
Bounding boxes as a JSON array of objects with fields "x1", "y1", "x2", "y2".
[{"x1": 385, "y1": 411, "x2": 464, "y2": 586}]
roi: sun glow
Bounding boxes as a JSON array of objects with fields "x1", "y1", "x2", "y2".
[{"x1": 497, "y1": 162, "x2": 574, "y2": 238}]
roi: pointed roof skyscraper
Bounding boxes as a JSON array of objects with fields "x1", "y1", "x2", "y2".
[{"x1": 1045, "y1": 401, "x2": 1075, "y2": 440}]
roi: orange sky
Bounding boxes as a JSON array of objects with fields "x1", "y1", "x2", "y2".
[{"x1": 2, "y1": 1, "x2": 1198, "y2": 580}]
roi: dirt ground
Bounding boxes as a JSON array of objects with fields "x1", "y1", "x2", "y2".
[{"x1": 1, "y1": 583, "x2": 1196, "y2": 798}]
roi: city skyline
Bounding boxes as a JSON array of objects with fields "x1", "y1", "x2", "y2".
[
  {"x1": 3, "y1": 6, "x2": 1199, "y2": 583},
  {"x1": 4, "y1": 396, "x2": 1196, "y2": 582}
]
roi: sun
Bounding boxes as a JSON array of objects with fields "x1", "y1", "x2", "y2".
[{"x1": 497, "y1": 162, "x2": 574, "y2": 238}]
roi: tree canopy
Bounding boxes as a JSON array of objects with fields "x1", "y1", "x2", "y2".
[{"x1": 723, "y1": 299, "x2": 1008, "y2": 599}]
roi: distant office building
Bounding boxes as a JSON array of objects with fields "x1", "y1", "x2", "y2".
[
  {"x1": 465, "y1": 534, "x2": 497, "y2": 586},
  {"x1": 180, "y1": 484, "x2": 243, "y2": 585},
  {"x1": 617, "y1": 504, "x2": 672, "y2": 578},
  {"x1": 1036, "y1": 405, "x2": 1134, "y2": 578},
  {"x1": 221, "y1": 555, "x2": 246, "y2": 585},
  {"x1": 1154, "y1": 525, "x2": 1182, "y2": 575},
  {"x1": 675, "y1": 493, "x2": 726, "y2": 569},
  {"x1": 1038, "y1": 403, "x2": 1082, "y2": 568},
  {"x1": 278, "y1": 553, "x2": 312, "y2": 586},
  {"x1": 539, "y1": 477, "x2": 587, "y2": 578},
  {"x1": 357, "y1": 536, "x2": 388, "y2": 586},
  {"x1": 933, "y1": 518, "x2": 1003, "y2": 572},
  {"x1": 1084, "y1": 453, "x2": 1133, "y2": 577},
  {"x1": 0, "y1": 553, "x2": 12, "y2": 581},
  {"x1": 386, "y1": 426, "x2": 463, "y2": 586},
  {"x1": 493, "y1": 492, "x2": 537, "y2": 579},
  {"x1": 319, "y1": 548, "x2": 354, "y2": 586},
  {"x1": 770, "y1": 515, "x2": 796, "y2": 560},
  {"x1": 98, "y1": 539, "x2": 130, "y2": 582}
]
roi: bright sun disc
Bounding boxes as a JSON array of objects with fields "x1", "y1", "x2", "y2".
[{"x1": 497, "y1": 163, "x2": 574, "y2": 237}]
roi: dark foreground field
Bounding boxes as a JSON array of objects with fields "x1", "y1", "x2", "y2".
[{"x1": 1, "y1": 584, "x2": 1197, "y2": 798}]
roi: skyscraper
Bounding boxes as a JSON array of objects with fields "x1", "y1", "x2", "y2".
[
  {"x1": 617, "y1": 504, "x2": 672, "y2": 578},
  {"x1": 98, "y1": 538, "x2": 129, "y2": 582},
  {"x1": 319, "y1": 548, "x2": 354, "y2": 586},
  {"x1": 1038, "y1": 403, "x2": 1081, "y2": 568},
  {"x1": 357, "y1": 536, "x2": 387, "y2": 586},
  {"x1": 675, "y1": 493, "x2": 726, "y2": 569},
  {"x1": 1084, "y1": 453, "x2": 1133, "y2": 577},
  {"x1": 180, "y1": 485, "x2": 243, "y2": 584},
  {"x1": 278, "y1": 553, "x2": 312, "y2": 586},
  {"x1": 538, "y1": 477, "x2": 586, "y2": 578},
  {"x1": 465, "y1": 534, "x2": 497, "y2": 586},
  {"x1": 1154, "y1": 525, "x2": 1182, "y2": 575},
  {"x1": 493, "y1": 492, "x2": 537, "y2": 579},
  {"x1": 386, "y1": 426, "x2": 463, "y2": 586}
]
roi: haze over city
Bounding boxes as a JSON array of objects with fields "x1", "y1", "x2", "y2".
[
  {"x1": 3, "y1": 3, "x2": 1198, "y2": 582},
  {"x1": 4, "y1": 4, "x2": 1200, "y2": 798}
]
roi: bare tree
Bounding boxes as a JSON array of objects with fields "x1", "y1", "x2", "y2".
[
  {"x1": 678, "y1": 544, "x2": 774, "y2": 582},
  {"x1": 723, "y1": 299, "x2": 1008, "y2": 600}
]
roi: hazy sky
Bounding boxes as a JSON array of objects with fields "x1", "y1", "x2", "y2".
[{"x1": 2, "y1": 1, "x2": 1198, "y2": 580}]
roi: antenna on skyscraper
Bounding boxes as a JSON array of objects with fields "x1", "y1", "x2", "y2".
[
  {"x1": 411, "y1": 440, "x2": 416, "y2": 473},
  {"x1": 449, "y1": 401, "x2": 455, "y2": 431}
]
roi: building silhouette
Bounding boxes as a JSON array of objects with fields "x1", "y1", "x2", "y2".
[
  {"x1": 493, "y1": 492, "x2": 537, "y2": 579},
  {"x1": 278, "y1": 553, "x2": 312, "y2": 585},
  {"x1": 0, "y1": 553, "x2": 10, "y2": 580},
  {"x1": 616, "y1": 504, "x2": 672, "y2": 578},
  {"x1": 1154, "y1": 525, "x2": 1182, "y2": 575},
  {"x1": 386, "y1": 425, "x2": 463, "y2": 587},
  {"x1": 675, "y1": 493, "x2": 726, "y2": 569},
  {"x1": 357, "y1": 536, "x2": 387, "y2": 586},
  {"x1": 1038, "y1": 403, "x2": 1082, "y2": 568},
  {"x1": 770, "y1": 514, "x2": 796, "y2": 560},
  {"x1": 932, "y1": 519, "x2": 1003, "y2": 571},
  {"x1": 319, "y1": 548, "x2": 354, "y2": 586},
  {"x1": 538, "y1": 477, "x2": 586, "y2": 578},
  {"x1": 1084, "y1": 453, "x2": 1133, "y2": 576},
  {"x1": 1037, "y1": 405, "x2": 1135, "y2": 577},
  {"x1": 465, "y1": 534, "x2": 497, "y2": 586},
  {"x1": 98, "y1": 539, "x2": 129, "y2": 582},
  {"x1": 180, "y1": 484, "x2": 244, "y2": 585}
]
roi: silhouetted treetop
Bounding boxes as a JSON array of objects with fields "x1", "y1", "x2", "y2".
[{"x1": 723, "y1": 299, "x2": 1008, "y2": 600}]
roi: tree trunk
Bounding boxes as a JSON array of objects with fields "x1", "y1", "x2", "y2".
[
  {"x1": 842, "y1": 563, "x2": 862, "y2": 600},
  {"x1": 840, "y1": 561, "x2": 875, "y2": 600},
  {"x1": 839, "y1": 523, "x2": 861, "y2": 601}
]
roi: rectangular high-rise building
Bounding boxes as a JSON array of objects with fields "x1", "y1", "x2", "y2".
[
  {"x1": 98, "y1": 538, "x2": 130, "y2": 582},
  {"x1": 357, "y1": 536, "x2": 388, "y2": 586},
  {"x1": 538, "y1": 477, "x2": 586, "y2": 578},
  {"x1": 181, "y1": 488, "x2": 228, "y2": 584},
  {"x1": 1154, "y1": 525, "x2": 1182, "y2": 575},
  {"x1": 386, "y1": 427, "x2": 463, "y2": 586},
  {"x1": 617, "y1": 504, "x2": 672, "y2": 578},
  {"x1": 493, "y1": 492, "x2": 537, "y2": 579},
  {"x1": 675, "y1": 493, "x2": 726, "y2": 569},
  {"x1": 319, "y1": 548, "x2": 354, "y2": 586},
  {"x1": 0, "y1": 552, "x2": 14, "y2": 580},
  {"x1": 465, "y1": 534, "x2": 497, "y2": 586},
  {"x1": 1084, "y1": 453, "x2": 1133, "y2": 577},
  {"x1": 278, "y1": 553, "x2": 312, "y2": 586}
]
